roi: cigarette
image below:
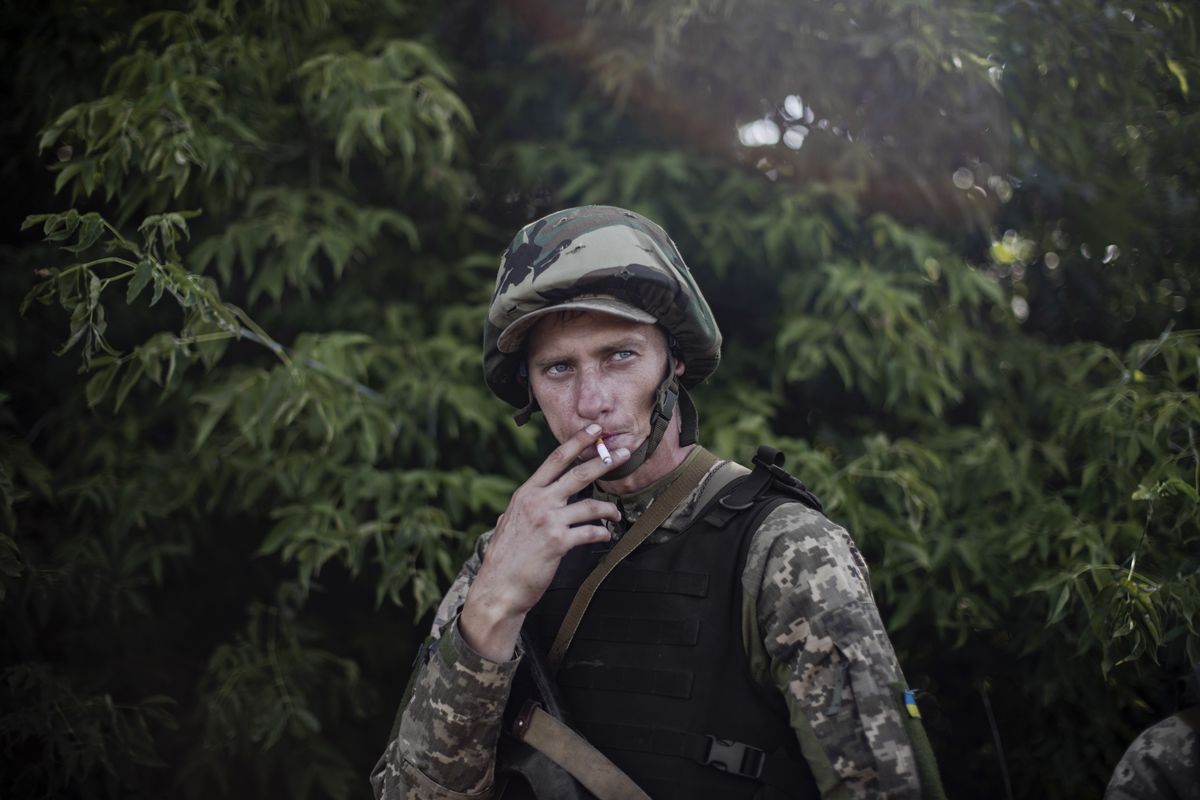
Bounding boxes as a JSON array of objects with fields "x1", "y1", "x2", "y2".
[{"x1": 595, "y1": 437, "x2": 613, "y2": 465}]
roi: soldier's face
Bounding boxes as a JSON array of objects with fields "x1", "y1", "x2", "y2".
[{"x1": 526, "y1": 311, "x2": 683, "y2": 462}]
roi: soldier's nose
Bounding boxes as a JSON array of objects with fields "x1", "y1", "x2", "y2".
[{"x1": 576, "y1": 370, "x2": 612, "y2": 419}]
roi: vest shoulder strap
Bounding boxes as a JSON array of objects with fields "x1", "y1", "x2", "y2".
[{"x1": 702, "y1": 445, "x2": 823, "y2": 528}]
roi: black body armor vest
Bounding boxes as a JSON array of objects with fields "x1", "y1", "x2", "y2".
[{"x1": 503, "y1": 447, "x2": 823, "y2": 800}]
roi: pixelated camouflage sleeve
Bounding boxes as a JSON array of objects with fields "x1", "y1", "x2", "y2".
[
  {"x1": 1104, "y1": 708, "x2": 1200, "y2": 800},
  {"x1": 741, "y1": 502, "x2": 924, "y2": 799},
  {"x1": 371, "y1": 530, "x2": 518, "y2": 800}
]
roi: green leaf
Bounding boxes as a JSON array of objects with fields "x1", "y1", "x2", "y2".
[
  {"x1": 127, "y1": 259, "x2": 155, "y2": 304},
  {"x1": 1048, "y1": 583, "x2": 1072, "y2": 625},
  {"x1": 113, "y1": 362, "x2": 145, "y2": 412},
  {"x1": 85, "y1": 363, "x2": 120, "y2": 407},
  {"x1": 1167, "y1": 57, "x2": 1189, "y2": 98},
  {"x1": 888, "y1": 584, "x2": 925, "y2": 631}
]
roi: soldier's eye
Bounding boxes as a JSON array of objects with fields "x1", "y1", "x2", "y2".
[
  {"x1": 613, "y1": 350, "x2": 636, "y2": 361},
  {"x1": 546, "y1": 363, "x2": 570, "y2": 376}
]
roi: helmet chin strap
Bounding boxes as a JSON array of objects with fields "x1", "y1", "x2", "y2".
[
  {"x1": 512, "y1": 354, "x2": 700, "y2": 481},
  {"x1": 513, "y1": 361, "x2": 539, "y2": 425}
]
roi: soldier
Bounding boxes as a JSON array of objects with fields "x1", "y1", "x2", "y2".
[{"x1": 371, "y1": 206, "x2": 944, "y2": 799}]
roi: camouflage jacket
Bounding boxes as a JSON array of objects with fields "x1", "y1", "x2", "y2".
[
  {"x1": 1105, "y1": 707, "x2": 1200, "y2": 799},
  {"x1": 371, "y1": 453, "x2": 931, "y2": 799}
]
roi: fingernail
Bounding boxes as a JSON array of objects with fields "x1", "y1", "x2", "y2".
[
  {"x1": 586, "y1": 423, "x2": 601, "y2": 435},
  {"x1": 615, "y1": 447, "x2": 630, "y2": 458}
]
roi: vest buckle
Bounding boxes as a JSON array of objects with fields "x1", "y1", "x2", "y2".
[{"x1": 703, "y1": 735, "x2": 765, "y2": 779}]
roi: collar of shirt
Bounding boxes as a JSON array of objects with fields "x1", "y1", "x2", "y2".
[{"x1": 593, "y1": 448, "x2": 732, "y2": 544}]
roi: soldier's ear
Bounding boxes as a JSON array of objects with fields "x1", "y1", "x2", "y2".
[{"x1": 674, "y1": 358, "x2": 686, "y2": 377}]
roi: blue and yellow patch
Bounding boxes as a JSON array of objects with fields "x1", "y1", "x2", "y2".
[{"x1": 903, "y1": 689, "x2": 922, "y2": 719}]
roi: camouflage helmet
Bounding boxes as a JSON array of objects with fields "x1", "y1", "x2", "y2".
[{"x1": 483, "y1": 205, "x2": 722, "y2": 410}]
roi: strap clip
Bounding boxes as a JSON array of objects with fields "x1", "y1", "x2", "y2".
[
  {"x1": 703, "y1": 735, "x2": 765, "y2": 779},
  {"x1": 512, "y1": 700, "x2": 540, "y2": 738}
]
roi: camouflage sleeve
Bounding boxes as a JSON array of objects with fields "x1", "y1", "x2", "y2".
[
  {"x1": 1104, "y1": 708, "x2": 1200, "y2": 800},
  {"x1": 741, "y1": 503, "x2": 923, "y2": 799},
  {"x1": 371, "y1": 530, "x2": 521, "y2": 800}
]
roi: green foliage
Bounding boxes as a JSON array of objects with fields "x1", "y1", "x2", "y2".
[
  {"x1": 1, "y1": 665, "x2": 177, "y2": 796},
  {"x1": 187, "y1": 588, "x2": 368, "y2": 800},
  {"x1": 2, "y1": 0, "x2": 1198, "y2": 797}
]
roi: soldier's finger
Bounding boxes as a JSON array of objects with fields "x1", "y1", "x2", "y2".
[
  {"x1": 556, "y1": 523, "x2": 613, "y2": 554},
  {"x1": 560, "y1": 498, "x2": 621, "y2": 527},
  {"x1": 528, "y1": 423, "x2": 609, "y2": 487},
  {"x1": 553, "y1": 443, "x2": 631, "y2": 496}
]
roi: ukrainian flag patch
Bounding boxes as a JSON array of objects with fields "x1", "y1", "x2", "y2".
[{"x1": 903, "y1": 689, "x2": 921, "y2": 719}]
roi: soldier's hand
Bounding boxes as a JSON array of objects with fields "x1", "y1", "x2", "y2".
[{"x1": 459, "y1": 423, "x2": 629, "y2": 661}]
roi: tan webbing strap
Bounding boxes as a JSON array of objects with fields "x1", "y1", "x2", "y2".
[
  {"x1": 513, "y1": 702, "x2": 653, "y2": 800},
  {"x1": 546, "y1": 447, "x2": 720, "y2": 673}
]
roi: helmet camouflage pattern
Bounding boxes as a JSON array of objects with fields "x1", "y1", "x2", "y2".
[{"x1": 484, "y1": 205, "x2": 722, "y2": 409}]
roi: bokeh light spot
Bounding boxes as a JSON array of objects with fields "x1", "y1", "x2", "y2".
[
  {"x1": 783, "y1": 126, "x2": 808, "y2": 149},
  {"x1": 783, "y1": 95, "x2": 804, "y2": 120},
  {"x1": 738, "y1": 118, "x2": 781, "y2": 147},
  {"x1": 1011, "y1": 296, "x2": 1030, "y2": 321}
]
